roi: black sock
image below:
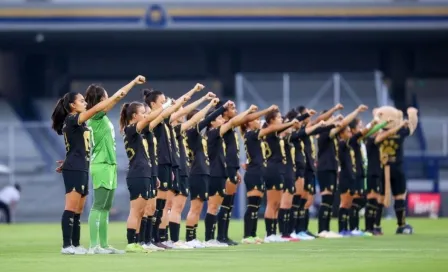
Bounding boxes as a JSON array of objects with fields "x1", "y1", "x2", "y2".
[
  {"x1": 304, "y1": 209, "x2": 310, "y2": 232},
  {"x1": 127, "y1": 228, "x2": 136, "y2": 244},
  {"x1": 251, "y1": 197, "x2": 262, "y2": 237},
  {"x1": 290, "y1": 196, "x2": 300, "y2": 234},
  {"x1": 297, "y1": 209, "x2": 305, "y2": 233},
  {"x1": 151, "y1": 212, "x2": 158, "y2": 243},
  {"x1": 194, "y1": 224, "x2": 198, "y2": 240},
  {"x1": 61, "y1": 210, "x2": 74, "y2": 248},
  {"x1": 338, "y1": 207, "x2": 349, "y2": 232},
  {"x1": 365, "y1": 199, "x2": 377, "y2": 231},
  {"x1": 205, "y1": 213, "x2": 217, "y2": 241},
  {"x1": 375, "y1": 203, "x2": 384, "y2": 228},
  {"x1": 278, "y1": 208, "x2": 290, "y2": 236},
  {"x1": 394, "y1": 199, "x2": 406, "y2": 227},
  {"x1": 72, "y1": 213, "x2": 81, "y2": 247},
  {"x1": 145, "y1": 216, "x2": 153, "y2": 244},
  {"x1": 273, "y1": 219, "x2": 278, "y2": 235},
  {"x1": 166, "y1": 227, "x2": 170, "y2": 242},
  {"x1": 138, "y1": 217, "x2": 147, "y2": 244},
  {"x1": 169, "y1": 222, "x2": 180, "y2": 242},
  {"x1": 217, "y1": 195, "x2": 232, "y2": 240},
  {"x1": 153, "y1": 199, "x2": 166, "y2": 242},
  {"x1": 186, "y1": 225, "x2": 195, "y2": 242},
  {"x1": 318, "y1": 195, "x2": 333, "y2": 233},
  {"x1": 225, "y1": 195, "x2": 235, "y2": 239},
  {"x1": 350, "y1": 198, "x2": 363, "y2": 231},
  {"x1": 244, "y1": 196, "x2": 259, "y2": 238},
  {"x1": 265, "y1": 218, "x2": 274, "y2": 236},
  {"x1": 159, "y1": 228, "x2": 167, "y2": 242}
]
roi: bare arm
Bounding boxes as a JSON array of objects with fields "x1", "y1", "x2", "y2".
[
  {"x1": 329, "y1": 105, "x2": 368, "y2": 138},
  {"x1": 231, "y1": 104, "x2": 258, "y2": 127},
  {"x1": 104, "y1": 80, "x2": 139, "y2": 112},
  {"x1": 375, "y1": 121, "x2": 408, "y2": 144},
  {"x1": 79, "y1": 75, "x2": 145, "y2": 124},
  {"x1": 136, "y1": 106, "x2": 165, "y2": 132},
  {"x1": 239, "y1": 105, "x2": 278, "y2": 125},
  {"x1": 305, "y1": 120, "x2": 326, "y2": 134},
  {"x1": 259, "y1": 120, "x2": 299, "y2": 138},
  {"x1": 169, "y1": 85, "x2": 209, "y2": 122},
  {"x1": 163, "y1": 96, "x2": 191, "y2": 121},
  {"x1": 177, "y1": 83, "x2": 204, "y2": 106},
  {"x1": 180, "y1": 99, "x2": 219, "y2": 132},
  {"x1": 310, "y1": 103, "x2": 344, "y2": 125},
  {"x1": 407, "y1": 107, "x2": 418, "y2": 135}
]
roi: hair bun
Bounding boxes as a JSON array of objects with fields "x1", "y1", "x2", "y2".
[{"x1": 142, "y1": 88, "x2": 153, "y2": 97}]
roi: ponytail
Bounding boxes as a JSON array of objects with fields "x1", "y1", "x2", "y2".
[
  {"x1": 85, "y1": 84, "x2": 106, "y2": 110},
  {"x1": 51, "y1": 92, "x2": 78, "y2": 135},
  {"x1": 142, "y1": 88, "x2": 163, "y2": 109},
  {"x1": 119, "y1": 102, "x2": 144, "y2": 132}
]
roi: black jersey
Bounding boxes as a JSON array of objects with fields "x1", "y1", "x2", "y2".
[
  {"x1": 142, "y1": 127, "x2": 158, "y2": 177},
  {"x1": 223, "y1": 127, "x2": 240, "y2": 169},
  {"x1": 62, "y1": 113, "x2": 91, "y2": 172},
  {"x1": 338, "y1": 139, "x2": 356, "y2": 179},
  {"x1": 185, "y1": 125, "x2": 210, "y2": 175},
  {"x1": 365, "y1": 137, "x2": 381, "y2": 177},
  {"x1": 174, "y1": 125, "x2": 190, "y2": 177},
  {"x1": 153, "y1": 119, "x2": 172, "y2": 165},
  {"x1": 379, "y1": 127, "x2": 410, "y2": 165},
  {"x1": 207, "y1": 128, "x2": 227, "y2": 178},
  {"x1": 285, "y1": 136, "x2": 296, "y2": 173},
  {"x1": 290, "y1": 127, "x2": 307, "y2": 169},
  {"x1": 124, "y1": 124, "x2": 152, "y2": 178},
  {"x1": 264, "y1": 132, "x2": 287, "y2": 173},
  {"x1": 317, "y1": 125, "x2": 338, "y2": 171},
  {"x1": 244, "y1": 129, "x2": 266, "y2": 172},
  {"x1": 168, "y1": 122, "x2": 180, "y2": 168},
  {"x1": 348, "y1": 132, "x2": 364, "y2": 177}
]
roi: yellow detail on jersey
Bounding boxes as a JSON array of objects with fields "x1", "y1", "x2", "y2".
[{"x1": 279, "y1": 139, "x2": 287, "y2": 164}]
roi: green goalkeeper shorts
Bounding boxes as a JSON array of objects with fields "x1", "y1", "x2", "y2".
[{"x1": 90, "y1": 164, "x2": 117, "y2": 190}]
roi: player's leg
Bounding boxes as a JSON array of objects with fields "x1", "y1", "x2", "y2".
[
  {"x1": 154, "y1": 165, "x2": 170, "y2": 248},
  {"x1": 338, "y1": 177, "x2": 352, "y2": 236},
  {"x1": 263, "y1": 170, "x2": 284, "y2": 243},
  {"x1": 185, "y1": 175, "x2": 208, "y2": 248},
  {"x1": 88, "y1": 187, "x2": 111, "y2": 253},
  {"x1": 71, "y1": 171, "x2": 89, "y2": 254},
  {"x1": 279, "y1": 174, "x2": 298, "y2": 241},
  {"x1": 242, "y1": 172, "x2": 264, "y2": 244},
  {"x1": 217, "y1": 167, "x2": 239, "y2": 245},
  {"x1": 316, "y1": 171, "x2": 336, "y2": 238},
  {"x1": 374, "y1": 172, "x2": 385, "y2": 235},
  {"x1": 365, "y1": 176, "x2": 380, "y2": 234},
  {"x1": 392, "y1": 167, "x2": 412, "y2": 234},
  {"x1": 290, "y1": 172, "x2": 304, "y2": 238},
  {"x1": 168, "y1": 176, "x2": 190, "y2": 249},
  {"x1": 160, "y1": 167, "x2": 176, "y2": 245},
  {"x1": 299, "y1": 170, "x2": 317, "y2": 239},
  {"x1": 205, "y1": 177, "x2": 228, "y2": 247}
]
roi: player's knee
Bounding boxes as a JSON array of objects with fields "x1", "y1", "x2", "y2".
[
  {"x1": 207, "y1": 203, "x2": 219, "y2": 214},
  {"x1": 393, "y1": 193, "x2": 406, "y2": 200}
]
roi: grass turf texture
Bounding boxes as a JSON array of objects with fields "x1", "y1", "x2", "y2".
[{"x1": 1, "y1": 219, "x2": 447, "y2": 272}]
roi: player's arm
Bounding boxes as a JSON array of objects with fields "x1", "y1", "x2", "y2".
[
  {"x1": 329, "y1": 105, "x2": 368, "y2": 138},
  {"x1": 259, "y1": 119, "x2": 300, "y2": 138},
  {"x1": 136, "y1": 104, "x2": 167, "y2": 132},
  {"x1": 407, "y1": 107, "x2": 419, "y2": 135},
  {"x1": 181, "y1": 98, "x2": 220, "y2": 132},
  {"x1": 310, "y1": 103, "x2": 344, "y2": 125},
  {"x1": 374, "y1": 120, "x2": 409, "y2": 144},
  {"x1": 239, "y1": 105, "x2": 278, "y2": 125},
  {"x1": 169, "y1": 84, "x2": 210, "y2": 122},
  {"x1": 79, "y1": 75, "x2": 145, "y2": 124},
  {"x1": 221, "y1": 105, "x2": 258, "y2": 136}
]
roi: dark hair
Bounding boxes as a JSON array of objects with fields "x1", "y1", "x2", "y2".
[
  {"x1": 265, "y1": 109, "x2": 280, "y2": 125},
  {"x1": 119, "y1": 102, "x2": 144, "y2": 132},
  {"x1": 51, "y1": 92, "x2": 79, "y2": 135},
  {"x1": 85, "y1": 84, "x2": 106, "y2": 110},
  {"x1": 142, "y1": 88, "x2": 163, "y2": 108},
  {"x1": 206, "y1": 108, "x2": 218, "y2": 130},
  {"x1": 14, "y1": 183, "x2": 21, "y2": 192},
  {"x1": 297, "y1": 106, "x2": 306, "y2": 115},
  {"x1": 349, "y1": 118, "x2": 360, "y2": 130},
  {"x1": 286, "y1": 109, "x2": 298, "y2": 121},
  {"x1": 186, "y1": 109, "x2": 199, "y2": 121},
  {"x1": 240, "y1": 122, "x2": 248, "y2": 134}
]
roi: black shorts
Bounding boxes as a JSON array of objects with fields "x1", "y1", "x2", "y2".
[
  {"x1": 226, "y1": 167, "x2": 239, "y2": 184},
  {"x1": 264, "y1": 166, "x2": 285, "y2": 191},
  {"x1": 158, "y1": 164, "x2": 173, "y2": 191},
  {"x1": 149, "y1": 176, "x2": 158, "y2": 198},
  {"x1": 295, "y1": 167, "x2": 305, "y2": 179},
  {"x1": 171, "y1": 167, "x2": 180, "y2": 192},
  {"x1": 283, "y1": 171, "x2": 296, "y2": 194},
  {"x1": 352, "y1": 176, "x2": 365, "y2": 196},
  {"x1": 338, "y1": 174, "x2": 355, "y2": 195},
  {"x1": 317, "y1": 170, "x2": 337, "y2": 193},
  {"x1": 175, "y1": 175, "x2": 189, "y2": 197},
  {"x1": 209, "y1": 177, "x2": 226, "y2": 197},
  {"x1": 62, "y1": 170, "x2": 89, "y2": 197},
  {"x1": 127, "y1": 177, "x2": 151, "y2": 201},
  {"x1": 366, "y1": 175, "x2": 381, "y2": 194},
  {"x1": 304, "y1": 169, "x2": 316, "y2": 195},
  {"x1": 383, "y1": 164, "x2": 407, "y2": 196},
  {"x1": 244, "y1": 171, "x2": 265, "y2": 192},
  {"x1": 189, "y1": 174, "x2": 209, "y2": 201}
]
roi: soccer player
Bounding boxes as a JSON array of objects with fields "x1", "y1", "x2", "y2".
[
  {"x1": 316, "y1": 104, "x2": 367, "y2": 238},
  {"x1": 85, "y1": 78, "x2": 145, "y2": 254},
  {"x1": 377, "y1": 108, "x2": 417, "y2": 234},
  {"x1": 119, "y1": 98, "x2": 170, "y2": 253},
  {"x1": 183, "y1": 99, "x2": 227, "y2": 248},
  {"x1": 262, "y1": 110, "x2": 299, "y2": 243},
  {"x1": 167, "y1": 93, "x2": 217, "y2": 249},
  {"x1": 204, "y1": 103, "x2": 257, "y2": 247},
  {"x1": 0, "y1": 183, "x2": 20, "y2": 224},
  {"x1": 51, "y1": 77, "x2": 140, "y2": 254},
  {"x1": 142, "y1": 89, "x2": 192, "y2": 248}
]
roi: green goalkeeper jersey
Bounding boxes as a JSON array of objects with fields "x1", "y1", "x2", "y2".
[{"x1": 88, "y1": 112, "x2": 117, "y2": 165}]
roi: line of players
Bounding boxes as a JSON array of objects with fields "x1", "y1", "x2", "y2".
[{"x1": 52, "y1": 75, "x2": 418, "y2": 254}]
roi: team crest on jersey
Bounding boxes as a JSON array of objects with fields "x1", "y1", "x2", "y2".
[
  {"x1": 81, "y1": 185, "x2": 85, "y2": 192},
  {"x1": 279, "y1": 183, "x2": 283, "y2": 189},
  {"x1": 163, "y1": 182, "x2": 168, "y2": 188}
]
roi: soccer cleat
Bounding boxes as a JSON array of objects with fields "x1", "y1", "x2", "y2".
[
  {"x1": 252, "y1": 237, "x2": 263, "y2": 244},
  {"x1": 290, "y1": 232, "x2": 299, "y2": 239},
  {"x1": 339, "y1": 231, "x2": 353, "y2": 237},
  {"x1": 144, "y1": 243, "x2": 165, "y2": 251},
  {"x1": 305, "y1": 230, "x2": 318, "y2": 238},
  {"x1": 263, "y1": 235, "x2": 277, "y2": 243},
  {"x1": 155, "y1": 242, "x2": 171, "y2": 249},
  {"x1": 219, "y1": 238, "x2": 238, "y2": 246},
  {"x1": 204, "y1": 239, "x2": 229, "y2": 248},
  {"x1": 73, "y1": 246, "x2": 88, "y2": 255},
  {"x1": 325, "y1": 231, "x2": 343, "y2": 238},
  {"x1": 318, "y1": 231, "x2": 329, "y2": 238},
  {"x1": 172, "y1": 241, "x2": 193, "y2": 249},
  {"x1": 350, "y1": 229, "x2": 364, "y2": 237},
  {"x1": 185, "y1": 239, "x2": 206, "y2": 249},
  {"x1": 373, "y1": 226, "x2": 384, "y2": 235},
  {"x1": 241, "y1": 237, "x2": 256, "y2": 244},
  {"x1": 162, "y1": 241, "x2": 174, "y2": 248},
  {"x1": 396, "y1": 224, "x2": 413, "y2": 235},
  {"x1": 104, "y1": 245, "x2": 125, "y2": 254},
  {"x1": 282, "y1": 235, "x2": 300, "y2": 242},
  {"x1": 297, "y1": 231, "x2": 315, "y2": 240},
  {"x1": 87, "y1": 246, "x2": 113, "y2": 254},
  {"x1": 126, "y1": 243, "x2": 149, "y2": 253},
  {"x1": 273, "y1": 235, "x2": 289, "y2": 242},
  {"x1": 362, "y1": 231, "x2": 373, "y2": 237},
  {"x1": 61, "y1": 246, "x2": 75, "y2": 255}
]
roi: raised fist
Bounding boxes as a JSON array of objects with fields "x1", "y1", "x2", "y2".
[
  {"x1": 249, "y1": 105, "x2": 258, "y2": 112},
  {"x1": 357, "y1": 104, "x2": 368, "y2": 112},
  {"x1": 211, "y1": 98, "x2": 220, "y2": 105},
  {"x1": 134, "y1": 75, "x2": 146, "y2": 84},
  {"x1": 194, "y1": 83, "x2": 205, "y2": 92},
  {"x1": 205, "y1": 92, "x2": 216, "y2": 100},
  {"x1": 308, "y1": 109, "x2": 316, "y2": 116},
  {"x1": 269, "y1": 105, "x2": 278, "y2": 112},
  {"x1": 407, "y1": 107, "x2": 418, "y2": 115},
  {"x1": 335, "y1": 103, "x2": 344, "y2": 110},
  {"x1": 224, "y1": 100, "x2": 235, "y2": 109}
]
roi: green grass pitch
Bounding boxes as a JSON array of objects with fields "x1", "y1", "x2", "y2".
[{"x1": 1, "y1": 219, "x2": 447, "y2": 272}]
